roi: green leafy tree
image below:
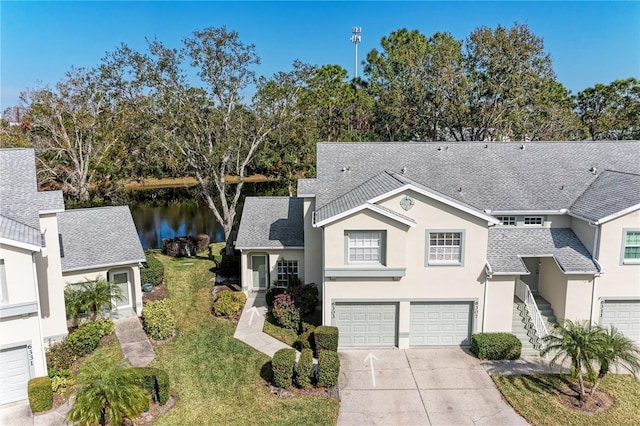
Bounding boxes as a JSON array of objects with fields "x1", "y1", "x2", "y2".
[
  {"x1": 590, "y1": 326, "x2": 640, "y2": 397},
  {"x1": 541, "y1": 320, "x2": 605, "y2": 404},
  {"x1": 67, "y1": 351, "x2": 148, "y2": 426}
]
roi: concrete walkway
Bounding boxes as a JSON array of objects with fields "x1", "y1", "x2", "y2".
[
  {"x1": 114, "y1": 316, "x2": 156, "y2": 367},
  {"x1": 234, "y1": 293, "x2": 294, "y2": 358}
]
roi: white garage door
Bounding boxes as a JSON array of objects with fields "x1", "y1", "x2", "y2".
[
  {"x1": 333, "y1": 303, "x2": 397, "y2": 348},
  {"x1": 410, "y1": 302, "x2": 472, "y2": 346},
  {"x1": 0, "y1": 346, "x2": 32, "y2": 404},
  {"x1": 600, "y1": 300, "x2": 640, "y2": 345}
]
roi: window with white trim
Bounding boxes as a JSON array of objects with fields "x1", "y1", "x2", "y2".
[
  {"x1": 623, "y1": 230, "x2": 640, "y2": 263},
  {"x1": 496, "y1": 216, "x2": 516, "y2": 226},
  {"x1": 523, "y1": 216, "x2": 543, "y2": 226},
  {"x1": 347, "y1": 231, "x2": 384, "y2": 264},
  {"x1": 427, "y1": 232, "x2": 463, "y2": 265},
  {"x1": 276, "y1": 260, "x2": 299, "y2": 287}
]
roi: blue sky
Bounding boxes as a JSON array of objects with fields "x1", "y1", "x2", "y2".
[{"x1": 1, "y1": 1, "x2": 639, "y2": 110}]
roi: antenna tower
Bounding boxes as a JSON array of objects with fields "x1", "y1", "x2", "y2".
[{"x1": 350, "y1": 27, "x2": 362, "y2": 78}]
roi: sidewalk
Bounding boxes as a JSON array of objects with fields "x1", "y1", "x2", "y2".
[
  {"x1": 114, "y1": 316, "x2": 156, "y2": 367},
  {"x1": 234, "y1": 293, "x2": 296, "y2": 358}
]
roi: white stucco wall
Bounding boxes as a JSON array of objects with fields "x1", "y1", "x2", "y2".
[
  {"x1": 485, "y1": 275, "x2": 517, "y2": 332},
  {"x1": 303, "y1": 198, "x2": 323, "y2": 289},
  {"x1": 571, "y1": 217, "x2": 596, "y2": 256},
  {"x1": 1, "y1": 244, "x2": 37, "y2": 304},
  {"x1": 240, "y1": 249, "x2": 305, "y2": 291},
  {"x1": 538, "y1": 257, "x2": 568, "y2": 320}
]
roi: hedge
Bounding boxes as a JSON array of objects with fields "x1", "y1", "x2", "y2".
[
  {"x1": 142, "y1": 299, "x2": 176, "y2": 340},
  {"x1": 131, "y1": 366, "x2": 170, "y2": 405},
  {"x1": 317, "y1": 350, "x2": 340, "y2": 388},
  {"x1": 141, "y1": 252, "x2": 164, "y2": 286},
  {"x1": 28, "y1": 377, "x2": 53, "y2": 413},
  {"x1": 470, "y1": 332, "x2": 522, "y2": 360},
  {"x1": 272, "y1": 348, "x2": 296, "y2": 388},
  {"x1": 314, "y1": 326, "x2": 339, "y2": 353},
  {"x1": 66, "y1": 318, "x2": 115, "y2": 357},
  {"x1": 295, "y1": 348, "x2": 314, "y2": 388},
  {"x1": 212, "y1": 291, "x2": 247, "y2": 318}
]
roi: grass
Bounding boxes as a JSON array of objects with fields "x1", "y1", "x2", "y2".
[
  {"x1": 493, "y1": 374, "x2": 640, "y2": 426},
  {"x1": 149, "y1": 248, "x2": 339, "y2": 425},
  {"x1": 263, "y1": 312, "x2": 298, "y2": 346}
]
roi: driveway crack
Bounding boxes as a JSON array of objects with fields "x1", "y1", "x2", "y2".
[{"x1": 404, "y1": 350, "x2": 432, "y2": 426}]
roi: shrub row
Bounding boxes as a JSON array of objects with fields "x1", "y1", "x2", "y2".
[
  {"x1": 272, "y1": 348, "x2": 297, "y2": 388},
  {"x1": 212, "y1": 291, "x2": 247, "y2": 318},
  {"x1": 142, "y1": 299, "x2": 176, "y2": 340},
  {"x1": 317, "y1": 350, "x2": 340, "y2": 387},
  {"x1": 46, "y1": 319, "x2": 115, "y2": 370},
  {"x1": 296, "y1": 348, "x2": 314, "y2": 389},
  {"x1": 130, "y1": 366, "x2": 170, "y2": 405},
  {"x1": 314, "y1": 326, "x2": 339, "y2": 352},
  {"x1": 141, "y1": 252, "x2": 164, "y2": 286},
  {"x1": 271, "y1": 347, "x2": 340, "y2": 389},
  {"x1": 28, "y1": 377, "x2": 53, "y2": 412},
  {"x1": 470, "y1": 332, "x2": 521, "y2": 360}
]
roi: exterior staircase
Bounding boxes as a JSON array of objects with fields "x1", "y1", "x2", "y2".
[{"x1": 512, "y1": 295, "x2": 557, "y2": 356}]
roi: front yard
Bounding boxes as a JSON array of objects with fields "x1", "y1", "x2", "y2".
[{"x1": 148, "y1": 250, "x2": 339, "y2": 425}]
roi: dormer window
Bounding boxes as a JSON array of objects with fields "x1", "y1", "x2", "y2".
[
  {"x1": 496, "y1": 216, "x2": 516, "y2": 226},
  {"x1": 523, "y1": 216, "x2": 544, "y2": 226}
]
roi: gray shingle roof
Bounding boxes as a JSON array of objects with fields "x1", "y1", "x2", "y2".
[
  {"x1": 487, "y1": 228, "x2": 599, "y2": 274},
  {"x1": 58, "y1": 206, "x2": 145, "y2": 272},
  {"x1": 311, "y1": 141, "x2": 640, "y2": 213},
  {"x1": 236, "y1": 197, "x2": 304, "y2": 249},
  {"x1": 569, "y1": 170, "x2": 640, "y2": 223},
  {"x1": 0, "y1": 215, "x2": 41, "y2": 247},
  {"x1": 297, "y1": 179, "x2": 317, "y2": 196}
]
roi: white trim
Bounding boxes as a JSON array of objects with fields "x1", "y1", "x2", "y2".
[
  {"x1": 39, "y1": 208, "x2": 64, "y2": 214},
  {"x1": 62, "y1": 259, "x2": 145, "y2": 273},
  {"x1": 315, "y1": 202, "x2": 417, "y2": 227},
  {"x1": 235, "y1": 246, "x2": 304, "y2": 250},
  {"x1": 297, "y1": 193, "x2": 316, "y2": 198},
  {"x1": 0, "y1": 237, "x2": 41, "y2": 252},
  {"x1": 109, "y1": 269, "x2": 133, "y2": 309},
  {"x1": 485, "y1": 209, "x2": 567, "y2": 215},
  {"x1": 568, "y1": 203, "x2": 640, "y2": 225}
]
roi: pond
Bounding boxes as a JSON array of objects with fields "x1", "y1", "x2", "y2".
[{"x1": 129, "y1": 202, "x2": 225, "y2": 250}]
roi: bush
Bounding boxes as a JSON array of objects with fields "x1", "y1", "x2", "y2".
[
  {"x1": 289, "y1": 284, "x2": 319, "y2": 316},
  {"x1": 265, "y1": 287, "x2": 287, "y2": 309},
  {"x1": 272, "y1": 348, "x2": 296, "y2": 388},
  {"x1": 66, "y1": 318, "x2": 115, "y2": 357},
  {"x1": 141, "y1": 252, "x2": 164, "y2": 286},
  {"x1": 314, "y1": 326, "x2": 339, "y2": 353},
  {"x1": 272, "y1": 293, "x2": 300, "y2": 332},
  {"x1": 50, "y1": 375, "x2": 75, "y2": 394},
  {"x1": 28, "y1": 377, "x2": 53, "y2": 412},
  {"x1": 212, "y1": 291, "x2": 246, "y2": 318},
  {"x1": 142, "y1": 299, "x2": 176, "y2": 340},
  {"x1": 131, "y1": 366, "x2": 170, "y2": 405},
  {"x1": 294, "y1": 323, "x2": 316, "y2": 351},
  {"x1": 317, "y1": 350, "x2": 340, "y2": 388},
  {"x1": 295, "y1": 348, "x2": 314, "y2": 388},
  {"x1": 470, "y1": 333, "x2": 522, "y2": 360},
  {"x1": 216, "y1": 253, "x2": 240, "y2": 277},
  {"x1": 155, "y1": 368, "x2": 170, "y2": 405},
  {"x1": 46, "y1": 341, "x2": 77, "y2": 370}
]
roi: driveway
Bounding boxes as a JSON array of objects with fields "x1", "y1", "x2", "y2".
[{"x1": 337, "y1": 348, "x2": 528, "y2": 425}]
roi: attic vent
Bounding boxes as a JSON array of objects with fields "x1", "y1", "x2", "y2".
[
  {"x1": 589, "y1": 167, "x2": 597, "y2": 175},
  {"x1": 58, "y1": 234, "x2": 64, "y2": 258},
  {"x1": 484, "y1": 144, "x2": 488, "y2": 148},
  {"x1": 40, "y1": 233, "x2": 46, "y2": 248},
  {"x1": 437, "y1": 146, "x2": 443, "y2": 151},
  {"x1": 457, "y1": 187, "x2": 462, "y2": 192},
  {"x1": 341, "y1": 166, "x2": 351, "y2": 172},
  {"x1": 520, "y1": 144, "x2": 526, "y2": 150},
  {"x1": 401, "y1": 167, "x2": 407, "y2": 175}
]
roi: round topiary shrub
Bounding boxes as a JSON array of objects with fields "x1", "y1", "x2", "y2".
[
  {"x1": 212, "y1": 290, "x2": 246, "y2": 318},
  {"x1": 142, "y1": 299, "x2": 176, "y2": 340}
]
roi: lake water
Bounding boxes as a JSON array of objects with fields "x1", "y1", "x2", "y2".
[{"x1": 129, "y1": 202, "x2": 225, "y2": 249}]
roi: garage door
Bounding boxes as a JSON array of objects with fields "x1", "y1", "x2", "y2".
[
  {"x1": 600, "y1": 300, "x2": 640, "y2": 345},
  {"x1": 333, "y1": 303, "x2": 397, "y2": 348},
  {"x1": 0, "y1": 346, "x2": 32, "y2": 404},
  {"x1": 410, "y1": 302, "x2": 472, "y2": 346}
]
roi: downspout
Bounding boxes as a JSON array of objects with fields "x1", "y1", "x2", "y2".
[
  {"x1": 482, "y1": 263, "x2": 493, "y2": 332},
  {"x1": 32, "y1": 252, "x2": 48, "y2": 374},
  {"x1": 588, "y1": 224, "x2": 602, "y2": 326},
  {"x1": 321, "y1": 226, "x2": 326, "y2": 326}
]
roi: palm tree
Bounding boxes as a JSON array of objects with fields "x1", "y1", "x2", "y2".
[
  {"x1": 67, "y1": 350, "x2": 148, "y2": 426},
  {"x1": 590, "y1": 326, "x2": 640, "y2": 397},
  {"x1": 541, "y1": 319, "x2": 605, "y2": 403},
  {"x1": 79, "y1": 276, "x2": 124, "y2": 321}
]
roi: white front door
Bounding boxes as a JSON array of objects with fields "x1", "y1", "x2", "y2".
[
  {"x1": 109, "y1": 270, "x2": 132, "y2": 309},
  {"x1": 251, "y1": 255, "x2": 268, "y2": 290}
]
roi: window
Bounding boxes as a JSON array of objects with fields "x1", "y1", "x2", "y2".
[
  {"x1": 524, "y1": 216, "x2": 543, "y2": 226},
  {"x1": 496, "y1": 216, "x2": 516, "y2": 226},
  {"x1": 623, "y1": 230, "x2": 640, "y2": 264},
  {"x1": 427, "y1": 231, "x2": 464, "y2": 265},
  {"x1": 276, "y1": 260, "x2": 299, "y2": 287},
  {"x1": 347, "y1": 231, "x2": 384, "y2": 264}
]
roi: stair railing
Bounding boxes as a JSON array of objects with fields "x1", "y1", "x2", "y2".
[{"x1": 515, "y1": 279, "x2": 549, "y2": 348}]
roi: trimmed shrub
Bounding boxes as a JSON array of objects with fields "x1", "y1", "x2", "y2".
[
  {"x1": 131, "y1": 366, "x2": 170, "y2": 405},
  {"x1": 272, "y1": 293, "x2": 300, "y2": 332},
  {"x1": 265, "y1": 287, "x2": 287, "y2": 309},
  {"x1": 142, "y1": 299, "x2": 176, "y2": 340},
  {"x1": 294, "y1": 323, "x2": 316, "y2": 351},
  {"x1": 141, "y1": 252, "x2": 164, "y2": 286},
  {"x1": 272, "y1": 348, "x2": 296, "y2": 388},
  {"x1": 212, "y1": 291, "x2": 246, "y2": 318},
  {"x1": 470, "y1": 333, "x2": 522, "y2": 360},
  {"x1": 46, "y1": 341, "x2": 76, "y2": 370},
  {"x1": 155, "y1": 368, "x2": 170, "y2": 405},
  {"x1": 314, "y1": 326, "x2": 339, "y2": 353},
  {"x1": 66, "y1": 318, "x2": 115, "y2": 357},
  {"x1": 317, "y1": 350, "x2": 340, "y2": 388},
  {"x1": 295, "y1": 348, "x2": 314, "y2": 388},
  {"x1": 28, "y1": 377, "x2": 53, "y2": 412}
]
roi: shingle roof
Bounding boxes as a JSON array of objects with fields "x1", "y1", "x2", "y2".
[
  {"x1": 487, "y1": 228, "x2": 599, "y2": 274},
  {"x1": 58, "y1": 206, "x2": 145, "y2": 272},
  {"x1": 569, "y1": 170, "x2": 640, "y2": 223},
  {"x1": 235, "y1": 197, "x2": 304, "y2": 249},
  {"x1": 311, "y1": 141, "x2": 640, "y2": 213},
  {"x1": 0, "y1": 215, "x2": 41, "y2": 248}
]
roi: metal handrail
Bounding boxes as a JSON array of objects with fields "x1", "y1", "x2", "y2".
[{"x1": 515, "y1": 279, "x2": 548, "y2": 347}]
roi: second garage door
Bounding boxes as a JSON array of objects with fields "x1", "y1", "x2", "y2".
[
  {"x1": 600, "y1": 300, "x2": 640, "y2": 345},
  {"x1": 333, "y1": 302, "x2": 397, "y2": 348},
  {"x1": 410, "y1": 302, "x2": 472, "y2": 346}
]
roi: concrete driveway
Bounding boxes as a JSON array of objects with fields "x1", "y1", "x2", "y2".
[{"x1": 337, "y1": 348, "x2": 528, "y2": 425}]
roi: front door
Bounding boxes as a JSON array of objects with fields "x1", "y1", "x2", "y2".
[
  {"x1": 251, "y1": 255, "x2": 268, "y2": 290},
  {"x1": 109, "y1": 270, "x2": 132, "y2": 309}
]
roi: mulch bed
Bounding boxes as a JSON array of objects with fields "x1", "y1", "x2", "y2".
[
  {"x1": 143, "y1": 282, "x2": 169, "y2": 303},
  {"x1": 556, "y1": 382, "x2": 613, "y2": 414},
  {"x1": 269, "y1": 384, "x2": 340, "y2": 400}
]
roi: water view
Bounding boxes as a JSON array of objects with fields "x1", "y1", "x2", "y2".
[{"x1": 129, "y1": 202, "x2": 225, "y2": 249}]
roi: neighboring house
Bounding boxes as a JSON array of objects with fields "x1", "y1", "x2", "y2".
[
  {"x1": 0, "y1": 148, "x2": 145, "y2": 404},
  {"x1": 236, "y1": 141, "x2": 640, "y2": 350}
]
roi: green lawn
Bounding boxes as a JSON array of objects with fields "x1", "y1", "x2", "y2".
[
  {"x1": 493, "y1": 374, "x2": 640, "y2": 426},
  {"x1": 149, "y1": 249, "x2": 339, "y2": 425}
]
